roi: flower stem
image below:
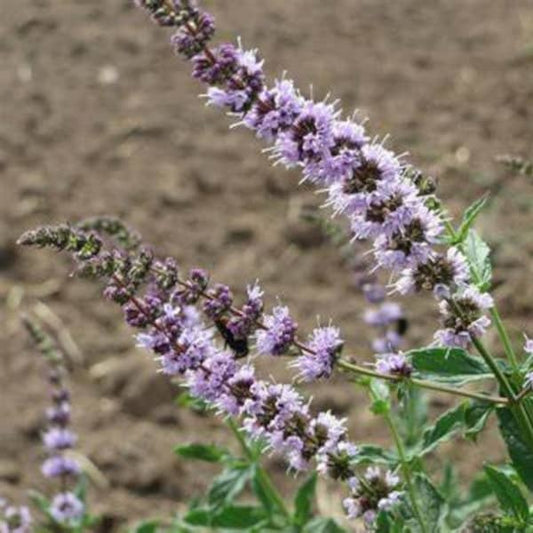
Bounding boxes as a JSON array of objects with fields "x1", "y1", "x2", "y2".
[
  {"x1": 225, "y1": 418, "x2": 291, "y2": 519},
  {"x1": 338, "y1": 359, "x2": 508, "y2": 405},
  {"x1": 489, "y1": 306, "x2": 519, "y2": 371},
  {"x1": 367, "y1": 386, "x2": 428, "y2": 533}
]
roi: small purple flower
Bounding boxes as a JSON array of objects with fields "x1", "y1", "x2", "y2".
[
  {"x1": 1, "y1": 505, "x2": 32, "y2": 533},
  {"x1": 43, "y1": 428, "x2": 77, "y2": 451},
  {"x1": 293, "y1": 326, "x2": 343, "y2": 381},
  {"x1": 244, "y1": 79, "x2": 304, "y2": 141},
  {"x1": 203, "y1": 283, "x2": 233, "y2": 319},
  {"x1": 343, "y1": 467, "x2": 402, "y2": 525},
  {"x1": 157, "y1": 326, "x2": 214, "y2": 375},
  {"x1": 255, "y1": 305, "x2": 297, "y2": 356},
  {"x1": 395, "y1": 247, "x2": 469, "y2": 294},
  {"x1": 362, "y1": 283, "x2": 386, "y2": 304},
  {"x1": 50, "y1": 492, "x2": 84, "y2": 524},
  {"x1": 375, "y1": 352, "x2": 412, "y2": 377},
  {"x1": 206, "y1": 46, "x2": 265, "y2": 112},
  {"x1": 46, "y1": 403, "x2": 71, "y2": 425},
  {"x1": 186, "y1": 350, "x2": 237, "y2": 402},
  {"x1": 364, "y1": 302, "x2": 403, "y2": 328},
  {"x1": 227, "y1": 282, "x2": 264, "y2": 340},
  {"x1": 42, "y1": 456, "x2": 81, "y2": 478},
  {"x1": 372, "y1": 330, "x2": 403, "y2": 354},
  {"x1": 434, "y1": 286, "x2": 493, "y2": 348},
  {"x1": 170, "y1": 11, "x2": 215, "y2": 58},
  {"x1": 274, "y1": 100, "x2": 338, "y2": 168}
]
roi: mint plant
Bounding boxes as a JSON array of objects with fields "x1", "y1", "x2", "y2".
[{"x1": 4, "y1": 0, "x2": 533, "y2": 531}]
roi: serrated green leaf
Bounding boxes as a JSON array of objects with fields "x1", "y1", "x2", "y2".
[
  {"x1": 303, "y1": 517, "x2": 346, "y2": 533},
  {"x1": 496, "y1": 406, "x2": 533, "y2": 492},
  {"x1": 211, "y1": 505, "x2": 266, "y2": 529},
  {"x1": 419, "y1": 403, "x2": 466, "y2": 456},
  {"x1": 293, "y1": 473, "x2": 317, "y2": 527},
  {"x1": 454, "y1": 194, "x2": 490, "y2": 244},
  {"x1": 414, "y1": 474, "x2": 447, "y2": 532},
  {"x1": 484, "y1": 465, "x2": 529, "y2": 524},
  {"x1": 463, "y1": 401, "x2": 494, "y2": 441},
  {"x1": 409, "y1": 347, "x2": 492, "y2": 385},
  {"x1": 353, "y1": 444, "x2": 398, "y2": 466},
  {"x1": 464, "y1": 230, "x2": 492, "y2": 290},
  {"x1": 174, "y1": 443, "x2": 228, "y2": 463},
  {"x1": 208, "y1": 464, "x2": 252, "y2": 509}
]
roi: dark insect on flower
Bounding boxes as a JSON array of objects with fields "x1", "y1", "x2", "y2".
[
  {"x1": 214, "y1": 317, "x2": 249, "y2": 358},
  {"x1": 396, "y1": 317, "x2": 409, "y2": 336}
]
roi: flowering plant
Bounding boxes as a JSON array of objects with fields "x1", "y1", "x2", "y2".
[{"x1": 5, "y1": 0, "x2": 533, "y2": 531}]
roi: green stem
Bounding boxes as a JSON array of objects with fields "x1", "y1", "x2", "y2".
[
  {"x1": 338, "y1": 359, "x2": 508, "y2": 405},
  {"x1": 471, "y1": 338, "x2": 533, "y2": 449},
  {"x1": 490, "y1": 306, "x2": 519, "y2": 371},
  {"x1": 368, "y1": 388, "x2": 428, "y2": 533},
  {"x1": 226, "y1": 418, "x2": 291, "y2": 519},
  {"x1": 470, "y1": 337, "x2": 515, "y2": 399}
]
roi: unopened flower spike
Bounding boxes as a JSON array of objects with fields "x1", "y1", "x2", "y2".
[{"x1": 22, "y1": 316, "x2": 84, "y2": 526}]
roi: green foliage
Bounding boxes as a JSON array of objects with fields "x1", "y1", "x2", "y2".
[
  {"x1": 174, "y1": 443, "x2": 229, "y2": 463},
  {"x1": 463, "y1": 230, "x2": 492, "y2": 291},
  {"x1": 497, "y1": 407, "x2": 533, "y2": 492},
  {"x1": 483, "y1": 465, "x2": 529, "y2": 526},
  {"x1": 412, "y1": 474, "x2": 447, "y2": 532},
  {"x1": 451, "y1": 194, "x2": 490, "y2": 245},
  {"x1": 409, "y1": 347, "x2": 493, "y2": 385},
  {"x1": 415, "y1": 401, "x2": 494, "y2": 457},
  {"x1": 353, "y1": 444, "x2": 398, "y2": 466}
]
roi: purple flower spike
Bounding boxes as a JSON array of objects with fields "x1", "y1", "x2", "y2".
[
  {"x1": 255, "y1": 305, "x2": 297, "y2": 356},
  {"x1": 50, "y1": 493, "x2": 84, "y2": 524}
]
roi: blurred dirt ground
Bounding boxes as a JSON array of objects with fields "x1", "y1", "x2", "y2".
[{"x1": 1, "y1": 0, "x2": 533, "y2": 530}]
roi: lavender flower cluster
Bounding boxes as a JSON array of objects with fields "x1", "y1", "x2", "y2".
[
  {"x1": 23, "y1": 319, "x2": 84, "y2": 526},
  {"x1": 18, "y1": 223, "x2": 404, "y2": 524},
  {"x1": 132, "y1": 0, "x2": 493, "y2": 354}
]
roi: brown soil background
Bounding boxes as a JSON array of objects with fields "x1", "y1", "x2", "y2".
[{"x1": 1, "y1": 0, "x2": 533, "y2": 530}]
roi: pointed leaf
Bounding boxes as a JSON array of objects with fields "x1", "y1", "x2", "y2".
[
  {"x1": 455, "y1": 194, "x2": 490, "y2": 244},
  {"x1": 353, "y1": 445, "x2": 398, "y2": 466},
  {"x1": 211, "y1": 505, "x2": 266, "y2": 529},
  {"x1": 414, "y1": 473, "x2": 447, "y2": 532},
  {"x1": 409, "y1": 347, "x2": 492, "y2": 385},
  {"x1": 208, "y1": 464, "x2": 252, "y2": 509},
  {"x1": 174, "y1": 443, "x2": 228, "y2": 463},
  {"x1": 484, "y1": 465, "x2": 529, "y2": 523},
  {"x1": 464, "y1": 230, "x2": 492, "y2": 290},
  {"x1": 463, "y1": 401, "x2": 493, "y2": 441},
  {"x1": 419, "y1": 403, "x2": 465, "y2": 456},
  {"x1": 496, "y1": 406, "x2": 533, "y2": 491},
  {"x1": 294, "y1": 473, "x2": 317, "y2": 527}
]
